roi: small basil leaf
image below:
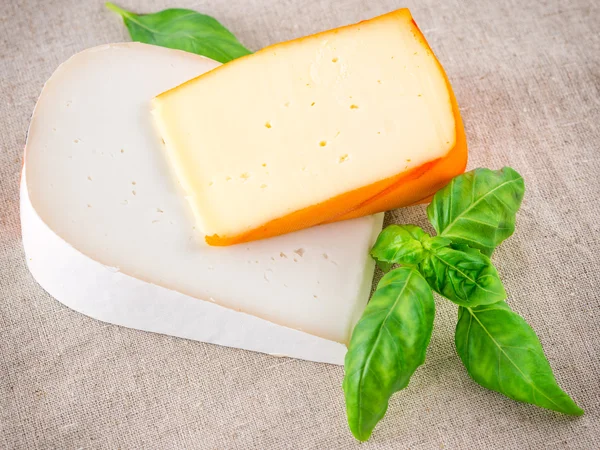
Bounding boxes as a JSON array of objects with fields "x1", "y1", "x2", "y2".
[
  {"x1": 106, "y1": 3, "x2": 252, "y2": 63},
  {"x1": 343, "y1": 267, "x2": 435, "y2": 441},
  {"x1": 450, "y1": 243, "x2": 477, "y2": 253},
  {"x1": 419, "y1": 246, "x2": 506, "y2": 307},
  {"x1": 370, "y1": 225, "x2": 428, "y2": 270},
  {"x1": 420, "y1": 234, "x2": 452, "y2": 251},
  {"x1": 427, "y1": 167, "x2": 525, "y2": 256},
  {"x1": 375, "y1": 260, "x2": 393, "y2": 273},
  {"x1": 456, "y1": 302, "x2": 583, "y2": 416}
]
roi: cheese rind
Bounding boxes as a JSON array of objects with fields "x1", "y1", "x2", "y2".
[
  {"x1": 153, "y1": 8, "x2": 466, "y2": 245},
  {"x1": 22, "y1": 43, "x2": 383, "y2": 362}
]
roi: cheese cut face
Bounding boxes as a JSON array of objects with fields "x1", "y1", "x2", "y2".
[
  {"x1": 153, "y1": 9, "x2": 464, "y2": 245},
  {"x1": 22, "y1": 43, "x2": 383, "y2": 364}
]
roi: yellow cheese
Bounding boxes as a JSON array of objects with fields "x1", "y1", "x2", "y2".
[{"x1": 153, "y1": 9, "x2": 465, "y2": 245}]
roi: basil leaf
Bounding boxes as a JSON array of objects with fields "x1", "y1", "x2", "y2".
[
  {"x1": 455, "y1": 302, "x2": 583, "y2": 416},
  {"x1": 419, "y1": 245, "x2": 506, "y2": 307},
  {"x1": 427, "y1": 167, "x2": 525, "y2": 256},
  {"x1": 370, "y1": 225, "x2": 428, "y2": 270},
  {"x1": 375, "y1": 259, "x2": 393, "y2": 273},
  {"x1": 423, "y1": 235, "x2": 453, "y2": 251},
  {"x1": 106, "y1": 3, "x2": 252, "y2": 63},
  {"x1": 343, "y1": 267, "x2": 435, "y2": 441}
]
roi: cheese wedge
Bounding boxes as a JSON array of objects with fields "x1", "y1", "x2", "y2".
[
  {"x1": 22, "y1": 43, "x2": 383, "y2": 364},
  {"x1": 153, "y1": 8, "x2": 467, "y2": 246}
]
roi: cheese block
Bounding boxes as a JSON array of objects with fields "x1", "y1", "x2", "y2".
[
  {"x1": 21, "y1": 43, "x2": 384, "y2": 364},
  {"x1": 153, "y1": 8, "x2": 467, "y2": 246}
]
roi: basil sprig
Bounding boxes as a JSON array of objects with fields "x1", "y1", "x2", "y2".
[
  {"x1": 106, "y1": 3, "x2": 252, "y2": 63},
  {"x1": 344, "y1": 167, "x2": 583, "y2": 442}
]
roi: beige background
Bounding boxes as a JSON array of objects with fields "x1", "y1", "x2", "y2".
[{"x1": 1, "y1": 0, "x2": 599, "y2": 448}]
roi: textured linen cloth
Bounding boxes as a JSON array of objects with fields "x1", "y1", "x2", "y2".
[{"x1": 1, "y1": 0, "x2": 599, "y2": 448}]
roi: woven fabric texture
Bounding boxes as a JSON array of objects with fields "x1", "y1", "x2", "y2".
[{"x1": 1, "y1": 0, "x2": 599, "y2": 448}]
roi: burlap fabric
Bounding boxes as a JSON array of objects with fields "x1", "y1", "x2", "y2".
[{"x1": 1, "y1": 0, "x2": 599, "y2": 448}]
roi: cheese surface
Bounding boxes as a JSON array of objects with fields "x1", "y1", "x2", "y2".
[
  {"x1": 153, "y1": 9, "x2": 464, "y2": 244},
  {"x1": 23, "y1": 43, "x2": 383, "y2": 359}
]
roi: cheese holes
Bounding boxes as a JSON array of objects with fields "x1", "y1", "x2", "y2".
[
  {"x1": 319, "y1": 141, "x2": 327, "y2": 147},
  {"x1": 350, "y1": 104, "x2": 359, "y2": 109},
  {"x1": 265, "y1": 121, "x2": 272, "y2": 128},
  {"x1": 332, "y1": 57, "x2": 338, "y2": 63},
  {"x1": 338, "y1": 154, "x2": 349, "y2": 163}
]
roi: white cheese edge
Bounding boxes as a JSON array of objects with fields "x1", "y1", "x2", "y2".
[{"x1": 21, "y1": 168, "x2": 368, "y2": 365}]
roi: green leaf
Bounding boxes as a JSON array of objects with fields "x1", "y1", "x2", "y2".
[
  {"x1": 343, "y1": 267, "x2": 435, "y2": 441},
  {"x1": 106, "y1": 3, "x2": 252, "y2": 63},
  {"x1": 419, "y1": 244, "x2": 506, "y2": 307},
  {"x1": 427, "y1": 167, "x2": 525, "y2": 256},
  {"x1": 455, "y1": 302, "x2": 583, "y2": 416},
  {"x1": 375, "y1": 259, "x2": 393, "y2": 273},
  {"x1": 370, "y1": 225, "x2": 428, "y2": 271},
  {"x1": 423, "y1": 235, "x2": 453, "y2": 251}
]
